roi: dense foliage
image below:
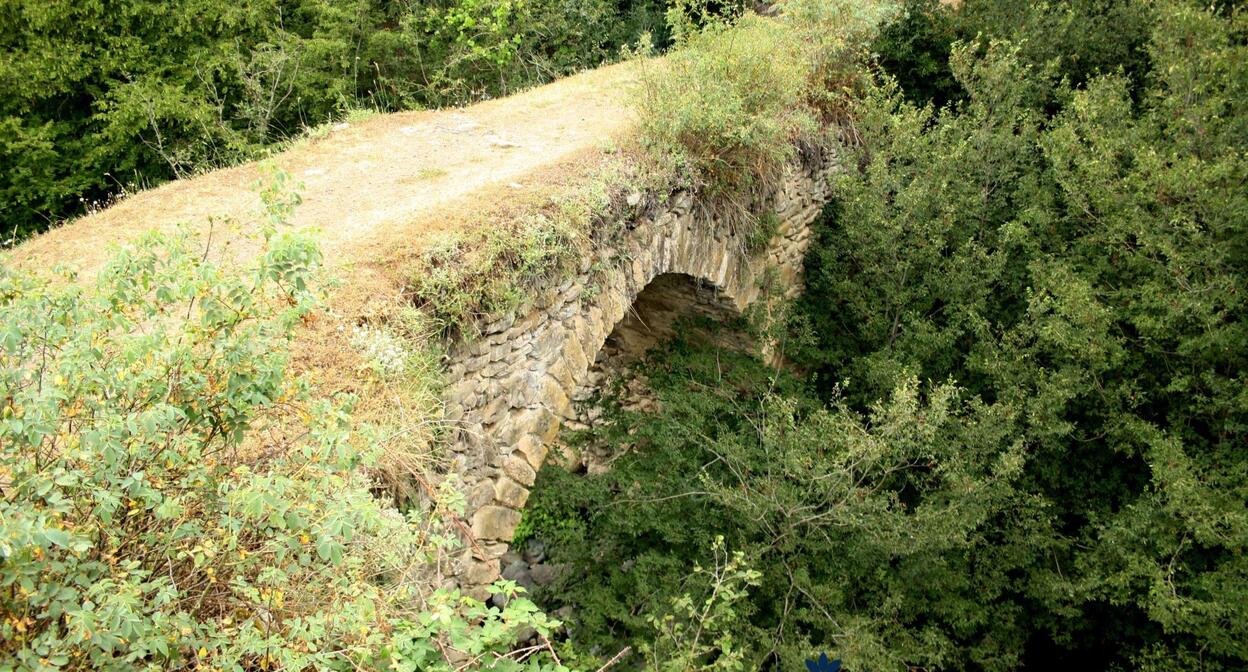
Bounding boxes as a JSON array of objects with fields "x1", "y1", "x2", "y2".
[
  {"x1": 521, "y1": 0, "x2": 1248, "y2": 670},
  {"x1": 527, "y1": 342, "x2": 1041, "y2": 671},
  {"x1": 0, "y1": 0, "x2": 689, "y2": 243}
]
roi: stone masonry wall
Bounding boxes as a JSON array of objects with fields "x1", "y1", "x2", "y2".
[{"x1": 440, "y1": 148, "x2": 841, "y2": 594}]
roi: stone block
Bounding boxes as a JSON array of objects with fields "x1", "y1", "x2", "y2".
[
  {"x1": 530, "y1": 407, "x2": 560, "y2": 443},
  {"x1": 480, "y1": 360, "x2": 509, "y2": 379},
  {"x1": 465, "y1": 558, "x2": 501, "y2": 585},
  {"x1": 482, "y1": 311, "x2": 516, "y2": 334},
  {"x1": 494, "y1": 476, "x2": 530, "y2": 508},
  {"x1": 503, "y1": 454, "x2": 537, "y2": 487},
  {"x1": 443, "y1": 402, "x2": 465, "y2": 424},
  {"x1": 471, "y1": 506, "x2": 521, "y2": 540},
  {"x1": 503, "y1": 342, "x2": 534, "y2": 364},
  {"x1": 490, "y1": 413, "x2": 525, "y2": 448},
  {"x1": 532, "y1": 326, "x2": 565, "y2": 361},
  {"x1": 467, "y1": 480, "x2": 496, "y2": 510},
  {"x1": 516, "y1": 435, "x2": 549, "y2": 470},
  {"x1": 547, "y1": 358, "x2": 576, "y2": 391},
  {"x1": 478, "y1": 393, "x2": 511, "y2": 425},
  {"x1": 501, "y1": 560, "x2": 536, "y2": 593},
  {"x1": 601, "y1": 289, "x2": 626, "y2": 326},
  {"x1": 446, "y1": 379, "x2": 478, "y2": 406},
  {"x1": 482, "y1": 542, "x2": 511, "y2": 560},
  {"x1": 530, "y1": 563, "x2": 565, "y2": 587},
  {"x1": 504, "y1": 370, "x2": 541, "y2": 409},
  {"x1": 674, "y1": 192, "x2": 694, "y2": 215},
  {"x1": 556, "y1": 299, "x2": 579, "y2": 320},
  {"x1": 494, "y1": 405, "x2": 554, "y2": 446},
  {"x1": 538, "y1": 375, "x2": 572, "y2": 418},
  {"x1": 561, "y1": 334, "x2": 589, "y2": 377}
]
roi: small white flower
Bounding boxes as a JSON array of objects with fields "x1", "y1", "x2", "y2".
[{"x1": 350, "y1": 324, "x2": 408, "y2": 377}]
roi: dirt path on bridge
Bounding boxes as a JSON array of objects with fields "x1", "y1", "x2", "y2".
[{"x1": 6, "y1": 60, "x2": 641, "y2": 280}]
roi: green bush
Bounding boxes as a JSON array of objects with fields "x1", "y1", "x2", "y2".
[
  {"x1": 794, "y1": 0, "x2": 1247, "y2": 667},
  {"x1": 955, "y1": 0, "x2": 1154, "y2": 95},
  {"x1": 526, "y1": 338, "x2": 1036, "y2": 671},
  {"x1": 871, "y1": 0, "x2": 963, "y2": 108},
  {"x1": 637, "y1": 537, "x2": 760, "y2": 672},
  {"x1": 636, "y1": 14, "x2": 815, "y2": 203},
  {"x1": 0, "y1": 0, "x2": 378, "y2": 242},
  {"x1": 633, "y1": 0, "x2": 889, "y2": 224},
  {"x1": 392, "y1": 0, "x2": 672, "y2": 107},
  {"x1": 0, "y1": 190, "x2": 565, "y2": 669}
]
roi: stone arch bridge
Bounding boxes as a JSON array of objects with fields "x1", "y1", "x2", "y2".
[
  {"x1": 442, "y1": 149, "x2": 842, "y2": 591},
  {"x1": 4, "y1": 58, "x2": 846, "y2": 596}
]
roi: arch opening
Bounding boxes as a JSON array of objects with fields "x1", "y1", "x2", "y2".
[
  {"x1": 560, "y1": 272, "x2": 754, "y2": 473},
  {"x1": 597, "y1": 272, "x2": 748, "y2": 368}
]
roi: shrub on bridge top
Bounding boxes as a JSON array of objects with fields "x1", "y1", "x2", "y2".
[
  {"x1": 637, "y1": 13, "x2": 814, "y2": 206},
  {"x1": 0, "y1": 213, "x2": 565, "y2": 668},
  {"x1": 634, "y1": 0, "x2": 890, "y2": 221}
]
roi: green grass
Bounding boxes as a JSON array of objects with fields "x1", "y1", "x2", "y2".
[{"x1": 415, "y1": 167, "x2": 449, "y2": 180}]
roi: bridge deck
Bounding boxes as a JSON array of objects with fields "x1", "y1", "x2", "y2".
[{"x1": 6, "y1": 61, "x2": 640, "y2": 280}]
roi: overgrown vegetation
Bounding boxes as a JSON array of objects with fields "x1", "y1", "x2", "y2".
[
  {"x1": 405, "y1": 174, "x2": 603, "y2": 339},
  {"x1": 520, "y1": 0, "x2": 1248, "y2": 670},
  {"x1": 635, "y1": 13, "x2": 817, "y2": 203},
  {"x1": 0, "y1": 189, "x2": 567, "y2": 669},
  {"x1": 635, "y1": 0, "x2": 886, "y2": 219}
]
